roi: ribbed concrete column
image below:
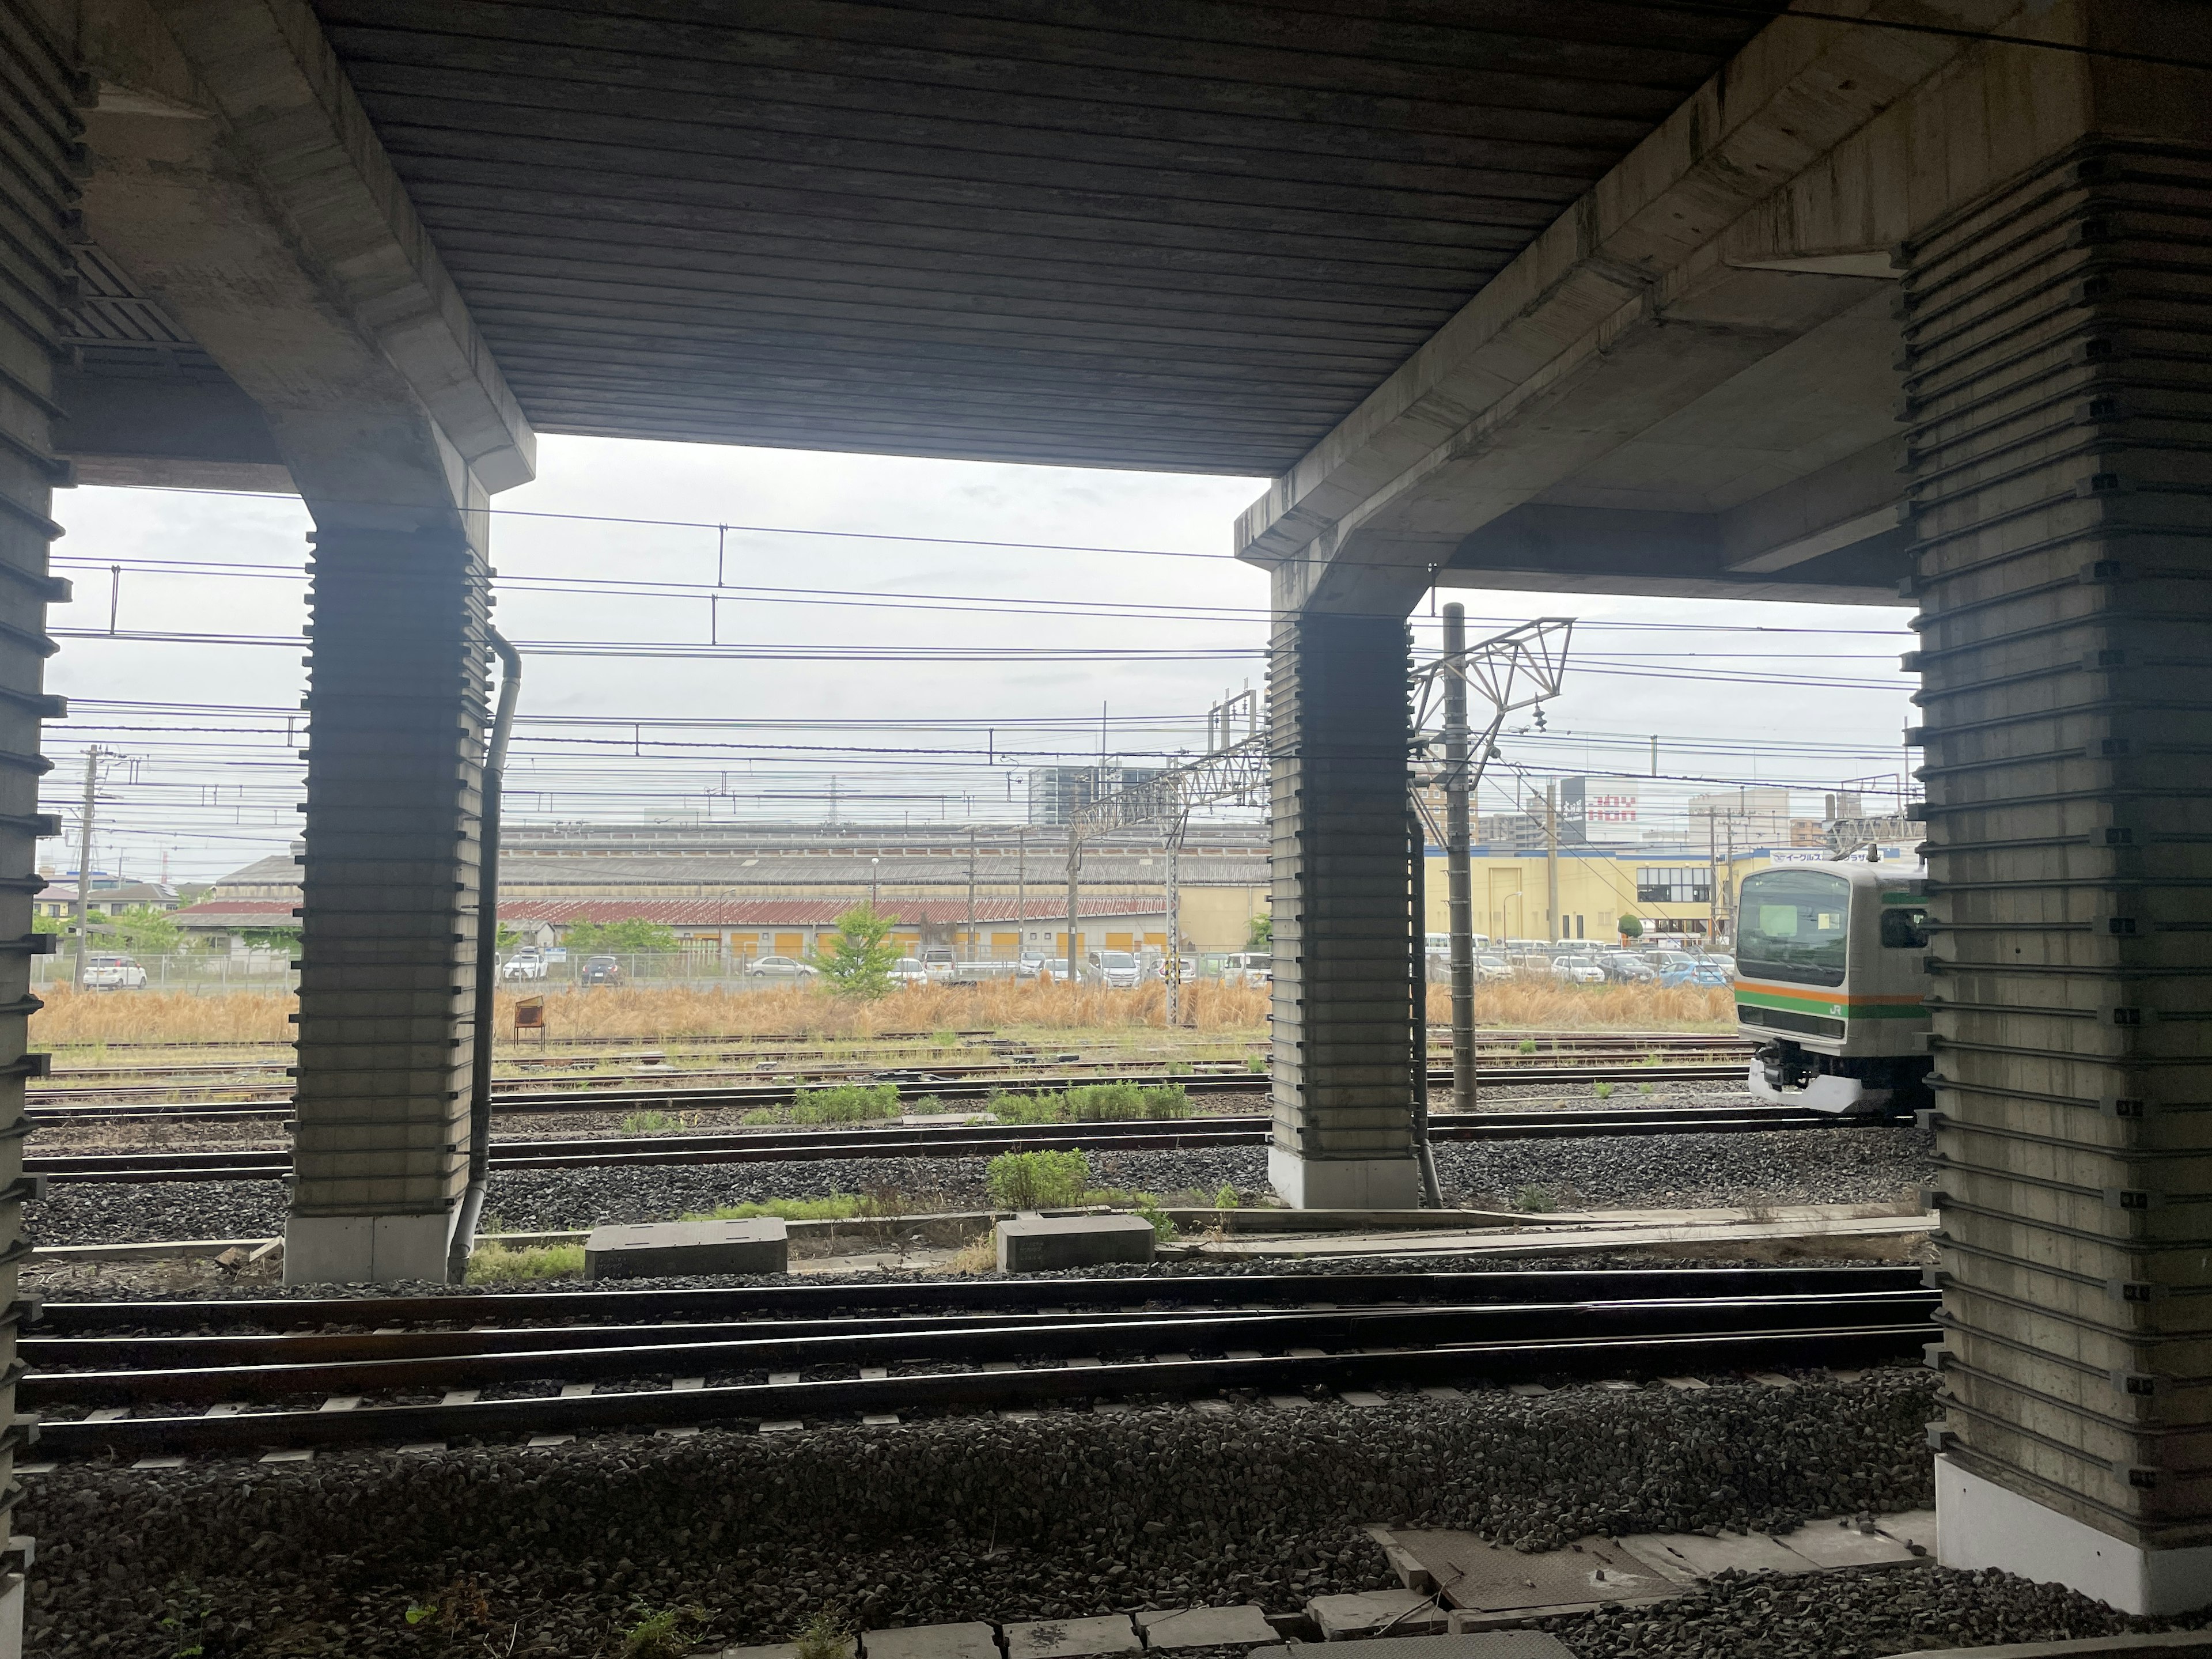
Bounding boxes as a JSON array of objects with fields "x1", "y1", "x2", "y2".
[
  {"x1": 285, "y1": 528, "x2": 489, "y2": 1282},
  {"x1": 1266, "y1": 612, "x2": 1419, "y2": 1209},
  {"x1": 1910, "y1": 141, "x2": 2212, "y2": 1612},
  {"x1": 0, "y1": 0, "x2": 79, "y2": 1634}
]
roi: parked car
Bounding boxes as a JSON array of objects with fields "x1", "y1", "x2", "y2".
[
  {"x1": 888, "y1": 956, "x2": 930, "y2": 988},
  {"x1": 744, "y1": 955, "x2": 819, "y2": 980},
  {"x1": 1550, "y1": 955, "x2": 1605, "y2": 986},
  {"x1": 1218, "y1": 950, "x2": 1271, "y2": 986},
  {"x1": 1036, "y1": 957, "x2": 1074, "y2": 984},
  {"x1": 500, "y1": 949, "x2": 547, "y2": 982},
  {"x1": 920, "y1": 946, "x2": 956, "y2": 982},
  {"x1": 1597, "y1": 951, "x2": 1656, "y2": 984},
  {"x1": 1089, "y1": 949, "x2": 1142, "y2": 989},
  {"x1": 1476, "y1": 952, "x2": 1512, "y2": 982},
  {"x1": 1015, "y1": 952, "x2": 1046, "y2": 980},
  {"x1": 579, "y1": 954, "x2": 623, "y2": 986},
  {"x1": 82, "y1": 953, "x2": 146, "y2": 990},
  {"x1": 1660, "y1": 959, "x2": 1730, "y2": 988}
]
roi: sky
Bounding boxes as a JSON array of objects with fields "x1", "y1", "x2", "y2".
[{"x1": 39, "y1": 435, "x2": 1918, "y2": 884}]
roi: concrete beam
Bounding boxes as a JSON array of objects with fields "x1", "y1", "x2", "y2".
[
  {"x1": 1233, "y1": 2, "x2": 2005, "y2": 611},
  {"x1": 53, "y1": 359, "x2": 291, "y2": 489},
  {"x1": 70, "y1": 0, "x2": 534, "y2": 516}
]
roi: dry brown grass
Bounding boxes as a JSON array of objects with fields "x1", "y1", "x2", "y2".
[{"x1": 29, "y1": 975, "x2": 1732, "y2": 1047}]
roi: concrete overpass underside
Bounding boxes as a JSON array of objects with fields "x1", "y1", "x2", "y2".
[{"x1": 0, "y1": 0, "x2": 2208, "y2": 1628}]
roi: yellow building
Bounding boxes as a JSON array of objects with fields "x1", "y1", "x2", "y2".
[{"x1": 1426, "y1": 845, "x2": 1783, "y2": 945}]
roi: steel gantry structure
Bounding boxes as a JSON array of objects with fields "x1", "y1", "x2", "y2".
[
  {"x1": 1068, "y1": 691, "x2": 1267, "y2": 1020},
  {"x1": 1412, "y1": 616, "x2": 1573, "y2": 1132}
]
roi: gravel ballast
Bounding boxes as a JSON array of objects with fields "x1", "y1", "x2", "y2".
[
  {"x1": 23, "y1": 1369, "x2": 1940, "y2": 1658},
  {"x1": 24, "y1": 1127, "x2": 1935, "y2": 1246}
]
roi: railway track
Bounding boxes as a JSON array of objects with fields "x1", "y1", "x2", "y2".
[
  {"x1": 20, "y1": 1266, "x2": 1936, "y2": 1459},
  {"x1": 24, "y1": 1059, "x2": 1753, "y2": 1124},
  {"x1": 26, "y1": 1100, "x2": 1894, "y2": 1184}
]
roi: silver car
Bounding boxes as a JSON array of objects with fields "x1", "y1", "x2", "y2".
[{"x1": 1090, "y1": 950, "x2": 1142, "y2": 988}]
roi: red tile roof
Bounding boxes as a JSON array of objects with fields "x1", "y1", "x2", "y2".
[{"x1": 497, "y1": 897, "x2": 1162, "y2": 927}]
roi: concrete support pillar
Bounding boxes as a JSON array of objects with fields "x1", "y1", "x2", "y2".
[
  {"x1": 0, "y1": 0, "x2": 79, "y2": 1635},
  {"x1": 285, "y1": 527, "x2": 490, "y2": 1283},
  {"x1": 1911, "y1": 141, "x2": 2212, "y2": 1612},
  {"x1": 1266, "y1": 611, "x2": 1419, "y2": 1209}
]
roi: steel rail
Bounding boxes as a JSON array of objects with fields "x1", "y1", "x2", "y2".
[
  {"x1": 35, "y1": 1264, "x2": 1922, "y2": 1334},
  {"x1": 25, "y1": 1102, "x2": 1896, "y2": 1184},
  {"x1": 24, "y1": 1292, "x2": 1936, "y2": 1411},
  {"x1": 31, "y1": 1322, "x2": 1936, "y2": 1460},
  {"x1": 22, "y1": 1062, "x2": 1751, "y2": 1125}
]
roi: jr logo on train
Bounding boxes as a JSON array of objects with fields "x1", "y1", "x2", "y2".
[{"x1": 1733, "y1": 863, "x2": 1933, "y2": 1116}]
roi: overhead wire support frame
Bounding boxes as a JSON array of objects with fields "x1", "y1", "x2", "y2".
[
  {"x1": 1410, "y1": 616, "x2": 1574, "y2": 1175},
  {"x1": 1069, "y1": 692, "x2": 1266, "y2": 1024}
]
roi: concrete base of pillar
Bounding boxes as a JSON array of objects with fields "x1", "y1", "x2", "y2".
[
  {"x1": 0, "y1": 1571, "x2": 22, "y2": 1659},
  {"x1": 1937, "y1": 1455, "x2": 2212, "y2": 1615},
  {"x1": 1268, "y1": 1146, "x2": 1422, "y2": 1210},
  {"x1": 285, "y1": 1210, "x2": 459, "y2": 1285}
]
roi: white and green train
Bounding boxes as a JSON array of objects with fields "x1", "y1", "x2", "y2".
[{"x1": 1733, "y1": 862, "x2": 1934, "y2": 1116}]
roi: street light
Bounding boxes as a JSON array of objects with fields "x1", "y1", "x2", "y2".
[{"x1": 869, "y1": 857, "x2": 879, "y2": 907}]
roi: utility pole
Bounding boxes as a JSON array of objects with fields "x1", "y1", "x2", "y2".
[
  {"x1": 1164, "y1": 812, "x2": 1187, "y2": 1025},
  {"x1": 1064, "y1": 827, "x2": 1081, "y2": 985},
  {"x1": 1543, "y1": 782, "x2": 1559, "y2": 942},
  {"x1": 1441, "y1": 605, "x2": 1476, "y2": 1114},
  {"x1": 71, "y1": 747, "x2": 97, "y2": 990},
  {"x1": 1014, "y1": 827, "x2": 1027, "y2": 959},
  {"x1": 964, "y1": 825, "x2": 976, "y2": 963},
  {"x1": 1705, "y1": 808, "x2": 1719, "y2": 943}
]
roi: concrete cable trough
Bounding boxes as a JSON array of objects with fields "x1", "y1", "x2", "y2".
[{"x1": 21, "y1": 1267, "x2": 1937, "y2": 1459}]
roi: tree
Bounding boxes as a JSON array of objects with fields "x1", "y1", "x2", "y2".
[
  {"x1": 563, "y1": 916, "x2": 678, "y2": 955},
  {"x1": 106, "y1": 906, "x2": 181, "y2": 955},
  {"x1": 1618, "y1": 913, "x2": 1643, "y2": 941},
  {"x1": 496, "y1": 922, "x2": 521, "y2": 952},
  {"x1": 1247, "y1": 913, "x2": 1272, "y2": 952},
  {"x1": 815, "y1": 903, "x2": 897, "y2": 998}
]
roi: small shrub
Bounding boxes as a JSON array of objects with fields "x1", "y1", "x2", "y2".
[
  {"x1": 794, "y1": 1607, "x2": 852, "y2": 1659},
  {"x1": 1515, "y1": 1185, "x2": 1556, "y2": 1214},
  {"x1": 1593, "y1": 1081, "x2": 1614, "y2": 1101},
  {"x1": 622, "y1": 1605, "x2": 706, "y2": 1659},
  {"x1": 1213, "y1": 1183, "x2": 1240, "y2": 1209},
  {"x1": 987, "y1": 1090, "x2": 1059, "y2": 1126},
  {"x1": 620, "y1": 1109, "x2": 680, "y2": 1134},
  {"x1": 1637, "y1": 1082, "x2": 1654, "y2": 1094},
  {"x1": 987, "y1": 1149, "x2": 1090, "y2": 1210},
  {"x1": 1168, "y1": 1060, "x2": 1193, "y2": 1076},
  {"x1": 1247, "y1": 1054, "x2": 1267, "y2": 1073},
  {"x1": 740, "y1": 1107, "x2": 781, "y2": 1125},
  {"x1": 465, "y1": 1241, "x2": 586, "y2": 1282},
  {"x1": 1517, "y1": 1038, "x2": 1538, "y2": 1055},
  {"x1": 790, "y1": 1083, "x2": 901, "y2": 1123}
]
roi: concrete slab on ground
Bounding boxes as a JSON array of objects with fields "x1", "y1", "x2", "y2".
[
  {"x1": 1386, "y1": 1531, "x2": 1673, "y2": 1612},
  {"x1": 1305, "y1": 1589, "x2": 1448, "y2": 1639},
  {"x1": 997, "y1": 1215, "x2": 1156, "y2": 1272},
  {"x1": 863, "y1": 1623, "x2": 999, "y2": 1659},
  {"x1": 1878, "y1": 1640, "x2": 2212, "y2": 1658},
  {"x1": 1185, "y1": 1209, "x2": 1933, "y2": 1262},
  {"x1": 1135, "y1": 1605, "x2": 1278, "y2": 1648},
  {"x1": 1875, "y1": 1508, "x2": 1937, "y2": 1552},
  {"x1": 1255, "y1": 1636, "x2": 1574, "y2": 1659},
  {"x1": 1772, "y1": 1517, "x2": 1918, "y2": 1569},
  {"x1": 1619, "y1": 1529, "x2": 1814, "y2": 1584},
  {"x1": 586, "y1": 1218, "x2": 787, "y2": 1279},
  {"x1": 1003, "y1": 1614, "x2": 1141, "y2": 1658}
]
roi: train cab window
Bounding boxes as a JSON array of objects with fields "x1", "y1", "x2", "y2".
[
  {"x1": 1735, "y1": 869, "x2": 1850, "y2": 987},
  {"x1": 1881, "y1": 906, "x2": 1930, "y2": 949}
]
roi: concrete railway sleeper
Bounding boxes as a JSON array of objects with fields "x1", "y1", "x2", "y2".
[{"x1": 24, "y1": 1101, "x2": 1905, "y2": 1183}]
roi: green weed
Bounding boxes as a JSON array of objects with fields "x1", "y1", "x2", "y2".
[
  {"x1": 621, "y1": 1604, "x2": 707, "y2": 1659},
  {"x1": 794, "y1": 1606, "x2": 853, "y2": 1659},
  {"x1": 1637, "y1": 1082, "x2": 1654, "y2": 1094},
  {"x1": 1517, "y1": 1039, "x2": 1538, "y2": 1055},
  {"x1": 1214, "y1": 1183, "x2": 1241, "y2": 1209},
  {"x1": 1593, "y1": 1081, "x2": 1614, "y2": 1101},
  {"x1": 620, "y1": 1109, "x2": 684, "y2": 1134},
  {"x1": 1515, "y1": 1185, "x2": 1557, "y2": 1214},
  {"x1": 790, "y1": 1083, "x2": 902, "y2": 1124},
  {"x1": 465, "y1": 1241, "x2": 585, "y2": 1282},
  {"x1": 685, "y1": 1195, "x2": 867, "y2": 1223},
  {"x1": 1247, "y1": 1054, "x2": 1267, "y2": 1073},
  {"x1": 987, "y1": 1149, "x2": 1090, "y2": 1210}
]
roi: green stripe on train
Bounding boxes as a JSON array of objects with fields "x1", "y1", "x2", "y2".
[{"x1": 1734, "y1": 988, "x2": 1927, "y2": 1021}]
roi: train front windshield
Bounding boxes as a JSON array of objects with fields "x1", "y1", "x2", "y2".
[{"x1": 1737, "y1": 869, "x2": 1850, "y2": 987}]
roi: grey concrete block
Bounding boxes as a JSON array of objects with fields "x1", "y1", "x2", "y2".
[
  {"x1": 1305, "y1": 1590, "x2": 1446, "y2": 1640},
  {"x1": 995, "y1": 1214, "x2": 1155, "y2": 1272},
  {"x1": 585, "y1": 1218, "x2": 787, "y2": 1279},
  {"x1": 1137, "y1": 1605, "x2": 1278, "y2": 1649},
  {"x1": 1275, "y1": 1640, "x2": 1573, "y2": 1659},
  {"x1": 863, "y1": 1623, "x2": 999, "y2": 1659},
  {"x1": 713, "y1": 1642, "x2": 856, "y2": 1659},
  {"x1": 1005, "y1": 1615, "x2": 1140, "y2": 1658}
]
